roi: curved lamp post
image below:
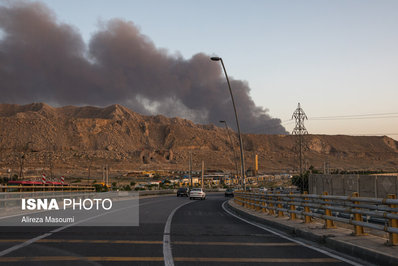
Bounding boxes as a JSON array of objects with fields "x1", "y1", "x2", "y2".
[
  {"x1": 219, "y1": 120, "x2": 239, "y2": 180},
  {"x1": 211, "y1": 57, "x2": 246, "y2": 190}
]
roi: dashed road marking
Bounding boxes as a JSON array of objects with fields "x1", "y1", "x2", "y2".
[
  {"x1": 0, "y1": 256, "x2": 340, "y2": 263},
  {"x1": 0, "y1": 239, "x2": 298, "y2": 246},
  {"x1": 0, "y1": 198, "x2": 170, "y2": 257}
]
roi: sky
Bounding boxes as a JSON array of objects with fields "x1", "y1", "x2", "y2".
[{"x1": 2, "y1": 0, "x2": 398, "y2": 139}]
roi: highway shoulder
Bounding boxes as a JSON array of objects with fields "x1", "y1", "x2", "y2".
[{"x1": 225, "y1": 199, "x2": 397, "y2": 266}]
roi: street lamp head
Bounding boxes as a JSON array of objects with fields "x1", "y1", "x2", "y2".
[
  {"x1": 210, "y1": 57, "x2": 221, "y2": 61},
  {"x1": 219, "y1": 120, "x2": 226, "y2": 123}
]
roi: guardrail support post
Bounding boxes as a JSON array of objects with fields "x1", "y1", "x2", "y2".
[
  {"x1": 247, "y1": 194, "x2": 251, "y2": 209},
  {"x1": 234, "y1": 193, "x2": 239, "y2": 205},
  {"x1": 268, "y1": 194, "x2": 275, "y2": 215},
  {"x1": 262, "y1": 195, "x2": 267, "y2": 213},
  {"x1": 289, "y1": 192, "x2": 296, "y2": 220},
  {"x1": 352, "y1": 192, "x2": 365, "y2": 236},
  {"x1": 303, "y1": 191, "x2": 312, "y2": 223},
  {"x1": 323, "y1": 192, "x2": 336, "y2": 229},
  {"x1": 240, "y1": 193, "x2": 245, "y2": 207},
  {"x1": 387, "y1": 194, "x2": 398, "y2": 246},
  {"x1": 256, "y1": 195, "x2": 261, "y2": 211},
  {"x1": 277, "y1": 192, "x2": 284, "y2": 217}
]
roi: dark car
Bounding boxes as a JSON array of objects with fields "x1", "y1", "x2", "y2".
[
  {"x1": 225, "y1": 188, "x2": 234, "y2": 197},
  {"x1": 177, "y1": 187, "x2": 189, "y2": 197}
]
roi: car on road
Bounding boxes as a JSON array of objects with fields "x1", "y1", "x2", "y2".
[
  {"x1": 259, "y1": 187, "x2": 268, "y2": 193},
  {"x1": 177, "y1": 187, "x2": 189, "y2": 197},
  {"x1": 224, "y1": 188, "x2": 234, "y2": 197},
  {"x1": 189, "y1": 188, "x2": 206, "y2": 200}
]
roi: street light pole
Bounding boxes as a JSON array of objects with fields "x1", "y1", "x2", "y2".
[
  {"x1": 211, "y1": 57, "x2": 246, "y2": 190},
  {"x1": 219, "y1": 120, "x2": 239, "y2": 182}
]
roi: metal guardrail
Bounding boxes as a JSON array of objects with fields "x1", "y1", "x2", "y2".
[
  {"x1": 234, "y1": 191, "x2": 398, "y2": 246},
  {"x1": 138, "y1": 189, "x2": 176, "y2": 196}
]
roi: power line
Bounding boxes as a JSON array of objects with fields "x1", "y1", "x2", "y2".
[
  {"x1": 310, "y1": 116, "x2": 398, "y2": 121},
  {"x1": 257, "y1": 119, "x2": 294, "y2": 131},
  {"x1": 281, "y1": 119, "x2": 294, "y2": 125},
  {"x1": 342, "y1": 133, "x2": 398, "y2": 136},
  {"x1": 310, "y1": 112, "x2": 398, "y2": 120},
  {"x1": 311, "y1": 112, "x2": 398, "y2": 118}
]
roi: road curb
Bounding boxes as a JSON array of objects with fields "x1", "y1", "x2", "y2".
[{"x1": 226, "y1": 200, "x2": 398, "y2": 266}]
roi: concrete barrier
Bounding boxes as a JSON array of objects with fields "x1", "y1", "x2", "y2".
[{"x1": 309, "y1": 174, "x2": 398, "y2": 197}]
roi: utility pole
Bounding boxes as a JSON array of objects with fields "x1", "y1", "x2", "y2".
[
  {"x1": 102, "y1": 165, "x2": 105, "y2": 183},
  {"x1": 19, "y1": 153, "x2": 25, "y2": 179},
  {"x1": 189, "y1": 152, "x2": 192, "y2": 187},
  {"x1": 102, "y1": 164, "x2": 109, "y2": 187},
  {"x1": 87, "y1": 156, "x2": 93, "y2": 185},
  {"x1": 323, "y1": 160, "x2": 330, "y2": 174},
  {"x1": 292, "y1": 103, "x2": 308, "y2": 176},
  {"x1": 201, "y1": 160, "x2": 204, "y2": 189},
  {"x1": 106, "y1": 164, "x2": 109, "y2": 187}
]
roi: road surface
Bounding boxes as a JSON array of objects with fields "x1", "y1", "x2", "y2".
[{"x1": 0, "y1": 193, "x2": 364, "y2": 265}]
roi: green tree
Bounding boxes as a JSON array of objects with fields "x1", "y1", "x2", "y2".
[{"x1": 292, "y1": 171, "x2": 309, "y2": 193}]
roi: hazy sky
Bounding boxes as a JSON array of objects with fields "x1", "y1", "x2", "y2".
[{"x1": 6, "y1": 0, "x2": 398, "y2": 139}]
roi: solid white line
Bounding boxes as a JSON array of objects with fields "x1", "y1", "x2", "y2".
[
  {"x1": 221, "y1": 201, "x2": 362, "y2": 266},
  {"x1": 163, "y1": 201, "x2": 193, "y2": 266}
]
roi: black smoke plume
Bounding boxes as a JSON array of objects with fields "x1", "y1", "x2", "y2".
[{"x1": 0, "y1": 1, "x2": 286, "y2": 134}]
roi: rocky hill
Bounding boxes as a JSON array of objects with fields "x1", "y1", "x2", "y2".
[{"x1": 0, "y1": 103, "x2": 397, "y2": 177}]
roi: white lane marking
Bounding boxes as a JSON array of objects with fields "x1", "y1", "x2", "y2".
[
  {"x1": 0, "y1": 233, "x2": 52, "y2": 257},
  {"x1": 0, "y1": 198, "x2": 170, "y2": 257},
  {"x1": 163, "y1": 201, "x2": 194, "y2": 266},
  {"x1": 222, "y1": 201, "x2": 362, "y2": 266}
]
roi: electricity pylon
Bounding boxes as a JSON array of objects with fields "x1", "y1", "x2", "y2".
[{"x1": 292, "y1": 103, "x2": 308, "y2": 175}]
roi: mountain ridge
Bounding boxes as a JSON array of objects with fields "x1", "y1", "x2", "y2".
[{"x1": 0, "y1": 103, "x2": 397, "y2": 176}]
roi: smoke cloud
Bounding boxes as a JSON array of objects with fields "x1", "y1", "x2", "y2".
[{"x1": 0, "y1": 2, "x2": 286, "y2": 134}]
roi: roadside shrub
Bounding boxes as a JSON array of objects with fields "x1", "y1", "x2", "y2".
[{"x1": 292, "y1": 172, "x2": 309, "y2": 193}]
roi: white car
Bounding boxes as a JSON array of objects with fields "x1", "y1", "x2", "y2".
[
  {"x1": 259, "y1": 187, "x2": 268, "y2": 193},
  {"x1": 189, "y1": 188, "x2": 206, "y2": 200}
]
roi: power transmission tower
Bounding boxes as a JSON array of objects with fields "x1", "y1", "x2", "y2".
[{"x1": 292, "y1": 103, "x2": 308, "y2": 175}]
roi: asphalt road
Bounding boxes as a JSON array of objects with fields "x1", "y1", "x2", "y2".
[{"x1": 0, "y1": 193, "x2": 362, "y2": 265}]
